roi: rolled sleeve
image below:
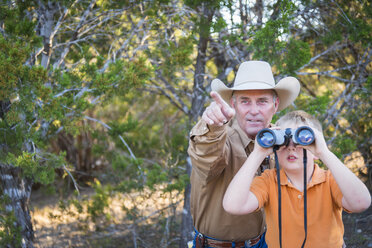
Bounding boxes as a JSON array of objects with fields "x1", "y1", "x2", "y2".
[{"x1": 188, "y1": 119, "x2": 228, "y2": 182}]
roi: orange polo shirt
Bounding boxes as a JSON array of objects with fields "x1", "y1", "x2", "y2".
[{"x1": 251, "y1": 164, "x2": 345, "y2": 248}]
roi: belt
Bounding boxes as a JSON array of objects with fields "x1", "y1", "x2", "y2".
[{"x1": 195, "y1": 233, "x2": 262, "y2": 248}]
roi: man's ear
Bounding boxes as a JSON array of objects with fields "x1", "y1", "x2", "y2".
[
  {"x1": 230, "y1": 97, "x2": 235, "y2": 108},
  {"x1": 275, "y1": 96, "x2": 280, "y2": 112}
]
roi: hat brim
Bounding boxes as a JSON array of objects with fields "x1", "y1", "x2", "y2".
[{"x1": 211, "y1": 77, "x2": 300, "y2": 111}]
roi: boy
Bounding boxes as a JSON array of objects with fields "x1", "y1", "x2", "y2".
[{"x1": 223, "y1": 110, "x2": 371, "y2": 248}]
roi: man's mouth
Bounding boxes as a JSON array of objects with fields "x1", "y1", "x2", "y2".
[{"x1": 246, "y1": 119, "x2": 262, "y2": 123}]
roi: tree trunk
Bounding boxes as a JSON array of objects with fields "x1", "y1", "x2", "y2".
[
  {"x1": 180, "y1": 3, "x2": 216, "y2": 248},
  {"x1": 0, "y1": 164, "x2": 34, "y2": 248}
]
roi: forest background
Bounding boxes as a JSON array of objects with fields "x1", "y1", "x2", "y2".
[{"x1": 0, "y1": 0, "x2": 371, "y2": 247}]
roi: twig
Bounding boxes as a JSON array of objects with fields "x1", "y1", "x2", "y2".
[
  {"x1": 83, "y1": 115, "x2": 137, "y2": 160},
  {"x1": 63, "y1": 164, "x2": 80, "y2": 195}
]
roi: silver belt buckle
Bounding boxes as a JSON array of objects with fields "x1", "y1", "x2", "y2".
[{"x1": 245, "y1": 240, "x2": 252, "y2": 247}]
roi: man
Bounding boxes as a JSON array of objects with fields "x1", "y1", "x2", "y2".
[{"x1": 188, "y1": 61, "x2": 300, "y2": 248}]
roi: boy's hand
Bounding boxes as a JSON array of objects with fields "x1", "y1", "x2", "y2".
[
  {"x1": 252, "y1": 134, "x2": 274, "y2": 159},
  {"x1": 202, "y1": 91, "x2": 235, "y2": 126},
  {"x1": 298, "y1": 128, "x2": 329, "y2": 158}
]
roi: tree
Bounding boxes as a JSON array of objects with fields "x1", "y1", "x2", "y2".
[{"x1": 0, "y1": 1, "x2": 153, "y2": 246}]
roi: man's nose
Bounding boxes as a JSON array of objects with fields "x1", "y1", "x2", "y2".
[{"x1": 249, "y1": 103, "x2": 259, "y2": 114}]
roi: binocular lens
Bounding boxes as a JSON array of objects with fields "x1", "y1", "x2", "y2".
[
  {"x1": 296, "y1": 128, "x2": 314, "y2": 145},
  {"x1": 259, "y1": 131, "x2": 275, "y2": 147}
]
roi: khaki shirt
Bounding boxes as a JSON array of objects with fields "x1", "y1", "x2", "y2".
[{"x1": 188, "y1": 118, "x2": 271, "y2": 241}]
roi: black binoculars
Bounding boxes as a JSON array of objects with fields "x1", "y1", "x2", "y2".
[{"x1": 257, "y1": 126, "x2": 315, "y2": 148}]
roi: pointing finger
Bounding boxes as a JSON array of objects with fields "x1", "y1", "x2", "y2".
[
  {"x1": 210, "y1": 91, "x2": 235, "y2": 119},
  {"x1": 210, "y1": 91, "x2": 229, "y2": 108}
]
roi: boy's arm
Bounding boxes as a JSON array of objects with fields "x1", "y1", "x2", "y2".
[
  {"x1": 223, "y1": 144, "x2": 271, "y2": 215},
  {"x1": 303, "y1": 129, "x2": 371, "y2": 213}
]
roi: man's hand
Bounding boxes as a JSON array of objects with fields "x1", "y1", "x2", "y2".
[{"x1": 202, "y1": 91, "x2": 236, "y2": 126}]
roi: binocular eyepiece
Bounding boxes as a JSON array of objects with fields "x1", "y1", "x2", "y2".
[{"x1": 257, "y1": 126, "x2": 315, "y2": 148}]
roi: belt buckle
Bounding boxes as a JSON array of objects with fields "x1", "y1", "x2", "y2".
[
  {"x1": 245, "y1": 240, "x2": 252, "y2": 247},
  {"x1": 245, "y1": 234, "x2": 260, "y2": 247}
]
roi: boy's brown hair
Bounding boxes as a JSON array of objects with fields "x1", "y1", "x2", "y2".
[{"x1": 276, "y1": 110, "x2": 322, "y2": 131}]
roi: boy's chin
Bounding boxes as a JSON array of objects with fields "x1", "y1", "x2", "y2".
[{"x1": 282, "y1": 163, "x2": 303, "y2": 171}]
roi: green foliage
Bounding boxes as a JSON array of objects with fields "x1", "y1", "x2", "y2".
[
  {"x1": 0, "y1": 195, "x2": 22, "y2": 247},
  {"x1": 295, "y1": 91, "x2": 332, "y2": 117},
  {"x1": 280, "y1": 39, "x2": 311, "y2": 75},
  {"x1": 331, "y1": 135, "x2": 357, "y2": 159},
  {"x1": 51, "y1": 180, "x2": 112, "y2": 230},
  {"x1": 0, "y1": 36, "x2": 46, "y2": 101},
  {"x1": 0, "y1": 0, "x2": 42, "y2": 46},
  {"x1": 150, "y1": 35, "x2": 195, "y2": 77},
  {"x1": 6, "y1": 151, "x2": 66, "y2": 184},
  {"x1": 90, "y1": 91, "x2": 190, "y2": 196},
  {"x1": 185, "y1": 0, "x2": 222, "y2": 9},
  {"x1": 108, "y1": 114, "x2": 138, "y2": 137},
  {"x1": 112, "y1": 156, "x2": 145, "y2": 192},
  {"x1": 212, "y1": 16, "x2": 228, "y2": 33},
  {"x1": 91, "y1": 57, "x2": 154, "y2": 101},
  {"x1": 145, "y1": 163, "x2": 168, "y2": 190},
  {"x1": 87, "y1": 180, "x2": 112, "y2": 222},
  {"x1": 318, "y1": 0, "x2": 371, "y2": 46},
  {"x1": 273, "y1": 91, "x2": 332, "y2": 124},
  {"x1": 248, "y1": 1, "x2": 312, "y2": 74}
]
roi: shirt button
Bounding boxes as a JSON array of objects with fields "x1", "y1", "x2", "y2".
[{"x1": 298, "y1": 195, "x2": 302, "y2": 199}]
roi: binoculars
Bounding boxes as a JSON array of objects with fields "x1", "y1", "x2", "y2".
[{"x1": 257, "y1": 126, "x2": 315, "y2": 148}]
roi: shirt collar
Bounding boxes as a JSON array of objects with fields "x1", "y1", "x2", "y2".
[
  {"x1": 230, "y1": 117, "x2": 253, "y2": 148},
  {"x1": 278, "y1": 164, "x2": 326, "y2": 187}
]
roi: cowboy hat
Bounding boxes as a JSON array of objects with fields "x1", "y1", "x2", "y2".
[{"x1": 211, "y1": 61, "x2": 300, "y2": 111}]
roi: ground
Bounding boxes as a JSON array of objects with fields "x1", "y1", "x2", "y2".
[
  {"x1": 343, "y1": 206, "x2": 372, "y2": 248},
  {"x1": 30, "y1": 187, "x2": 371, "y2": 248}
]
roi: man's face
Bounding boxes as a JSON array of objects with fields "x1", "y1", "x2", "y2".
[{"x1": 230, "y1": 90, "x2": 279, "y2": 139}]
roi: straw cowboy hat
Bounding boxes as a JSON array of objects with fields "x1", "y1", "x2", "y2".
[{"x1": 211, "y1": 61, "x2": 300, "y2": 111}]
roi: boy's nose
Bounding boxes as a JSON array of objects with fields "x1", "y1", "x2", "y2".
[{"x1": 286, "y1": 139, "x2": 296, "y2": 149}]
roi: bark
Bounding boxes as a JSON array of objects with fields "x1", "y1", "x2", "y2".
[
  {"x1": 0, "y1": 164, "x2": 34, "y2": 248},
  {"x1": 180, "y1": 3, "x2": 216, "y2": 248},
  {"x1": 189, "y1": 5, "x2": 215, "y2": 124},
  {"x1": 36, "y1": 1, "x2": 60, "y2": 69},
  {"x1": 254, "y1": 0, "x2": 264, "y2": 27}
]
